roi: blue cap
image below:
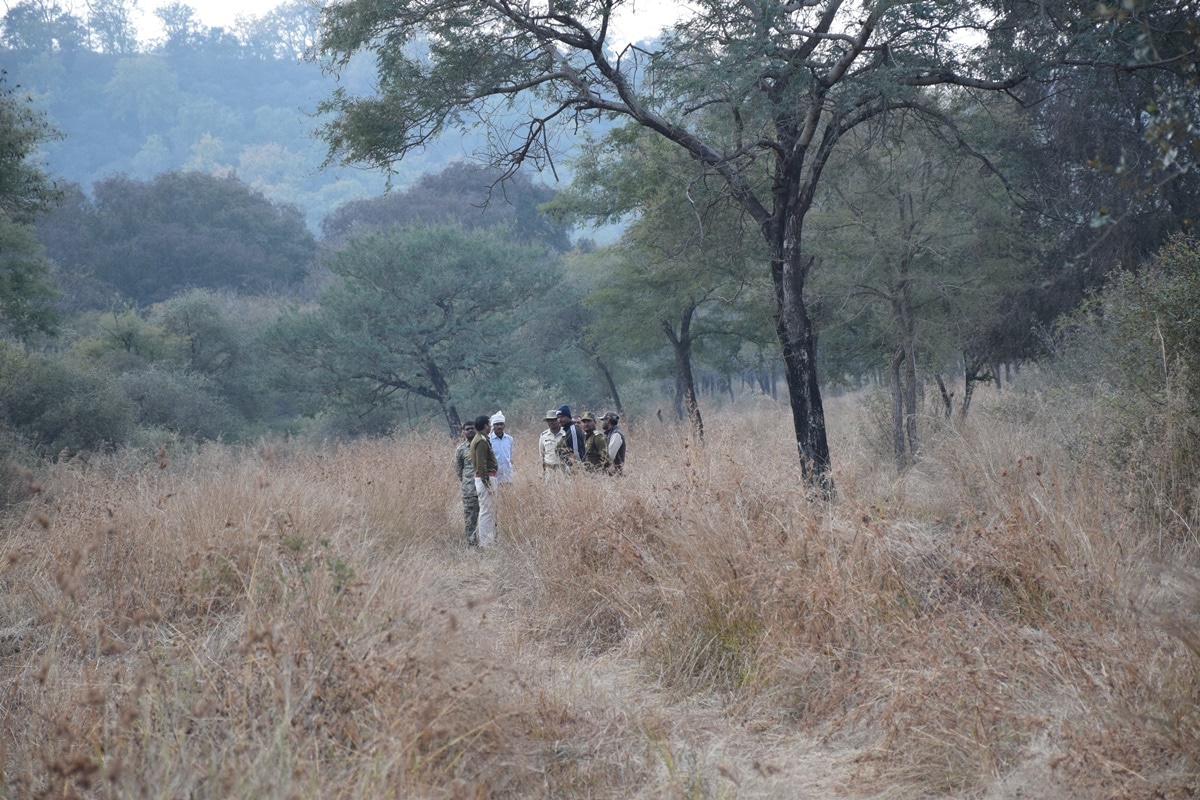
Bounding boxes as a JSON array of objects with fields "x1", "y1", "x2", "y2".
[{"x1": 557, "y1": 405, "x2": 571, "y2": 418}]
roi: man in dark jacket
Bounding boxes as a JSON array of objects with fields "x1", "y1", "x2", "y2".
[{"x1": 556, "y1": 405, "x2": 586, "y2": 466}]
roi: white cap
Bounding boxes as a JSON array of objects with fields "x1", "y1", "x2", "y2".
[{"x1": 491, "y1": 411, "x2": 505, "y2": 424}]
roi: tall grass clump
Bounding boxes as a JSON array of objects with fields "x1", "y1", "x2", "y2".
[
  {"x1": 5, "y1": 387, "x2": 1200, "y2": 797},
  {"x1": 0, "y1": 439, "x2": 606, "y2": 798}
]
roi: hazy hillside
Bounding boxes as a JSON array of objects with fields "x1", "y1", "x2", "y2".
[{"x1": 3, "y1": 42, "x2": 452, "y2": 230}]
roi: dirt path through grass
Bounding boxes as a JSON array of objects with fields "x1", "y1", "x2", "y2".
[{"x1": 426, "y1": 543, "x2": 877, "y2": 799}]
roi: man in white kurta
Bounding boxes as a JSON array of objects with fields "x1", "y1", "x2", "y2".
[{"x1": 489, "y1": 411, "x2": 514, "y2": 484}]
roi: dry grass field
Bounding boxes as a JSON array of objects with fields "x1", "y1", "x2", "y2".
[{"x1": 2, "y1": 388, "x2": 1200, "y2": 798}]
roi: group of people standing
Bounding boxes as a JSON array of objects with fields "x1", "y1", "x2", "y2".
[{"x1": 453, "y1": 406, "x2": 626, "y2": 548}]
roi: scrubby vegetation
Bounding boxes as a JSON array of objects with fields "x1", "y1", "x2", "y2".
[{"x1": 3, "y1": 387, "x2": 1200, "y2": 798}]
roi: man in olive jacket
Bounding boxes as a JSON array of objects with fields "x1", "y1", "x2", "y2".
[
  {"x1": 580, "y1": 412, "x2": 611, "y2": 472},
  {"x1": 470, "y1": 415, "x2": 499, "y2": 547}
]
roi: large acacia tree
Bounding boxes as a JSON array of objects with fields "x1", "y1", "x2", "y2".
[
  {"x1": 272, "y1": 223, "x2": 558, "y2": 433},
  {"x1": 314, "y1": 0, "x2": 1107, "y2": 488}
]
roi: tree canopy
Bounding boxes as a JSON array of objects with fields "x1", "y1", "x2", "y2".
[
  {"x1": 38, "y1": 171, "x2": 316, "y2": 305},
  {"x1": 551, "y1": 126, "x2": 773, "y2": 434},
  {"x1": 314, "y1": 0, "x2": 1124, "y2": 488},
  {"x1": 272, "y1": 223, "x2": 559, "y2": 433},
  {"x1": 322, "y1": 161, "x2": 572, "y2": 251},
  {"x1": 0, "y1": 74, "x2": 61, "y2": 338}
]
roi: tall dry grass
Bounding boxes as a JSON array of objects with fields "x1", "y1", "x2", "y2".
[{"x1": 2, "y1": 391, "x2": 1200, "y2": 798}]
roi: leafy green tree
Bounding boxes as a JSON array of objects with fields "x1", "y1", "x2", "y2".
[
  {"x1": 0, "y1": 219, "x2": 60, "y2": 338},
  {"x1": 85, "y1": 0, "x2": 139, "y2": 54},
  {"x1": 41, "y1": 171, "x2": 315, "y2": 304},
  {"x1": 322, "y1": 161, "x2": 572, "y2": 252},
  {"x1": 72, "y1": 309, "x2": 180, "y2": 370},
  {"x1": 272, "y1": 224, "x2": 558, "y2": 433},
  {"x1": 948, "y1": 0, "x2": 1199, "y2": 372},
  {"x1": 236, "y1": 0, "x2": 320, "y2": 61},
  {"x1": 154, "y1": 2, "x2": 202, "y2": 53},
  {"x1": 1, "y1": 0, "x2": 85, "y2": 52},
  {"x1": 809, "y1": 122, "x2": 1036, "y2": 465},
  {"x1": 1091, "y1": 0, "x2": 1199, "y2": 217},
  {"x1": 0, "y1": 75, "x2": 62, "y2": 224},
  {"x1": 67, "y1": 291, "x2": 287, "y2": 440},
  {"x1": 994, "y1": 45, "x2": 1200, "y2": 345},
  {"x1": 314, "y1": 0, "x2": 1106, "y2": 489},
  {"x1": 552, "y1": 128, "x2": 772, "y2": 435},
  {"x1": 0, "y1": 343, "x2": 134, "y2": 454},
  {"x1": 489, "y1": 243, "x2": 628, "y2": 416},
  {"x1": 103, "y1": 57, "x2": 181, "y2": 139},
  {"x1": 0, "y1": 75, "x2": 61, "y2": 338},
  {"x1": 149, "y1": 288, "x2": 283, "y2": 427}
]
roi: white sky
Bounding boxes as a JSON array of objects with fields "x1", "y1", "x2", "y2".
[
  {"x1": 134, "y1": 0, "x2": 284, "y2": 39},
  {"x1": 135, "y1": 0, "x2": 687, "y2": 47}
]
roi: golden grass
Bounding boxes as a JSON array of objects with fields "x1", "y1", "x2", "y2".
[{"x1": 3, "y1": 391, "x2": 1200, "y2": 798}]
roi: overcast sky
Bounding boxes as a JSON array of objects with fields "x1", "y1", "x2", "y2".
[{"x1": 136, "y1": 0, "x2": 687, "y2": 48}]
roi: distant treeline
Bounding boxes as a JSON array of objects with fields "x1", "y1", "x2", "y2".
[{"x1": 1, "y1": 0, "x2": 477, "y2": 229}]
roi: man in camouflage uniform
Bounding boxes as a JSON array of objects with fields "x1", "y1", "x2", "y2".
[{"x1": 453, "y1": 420, "x2": 479, "y2": 546}]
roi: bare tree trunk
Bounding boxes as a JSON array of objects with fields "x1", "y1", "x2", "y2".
[
  {"x1": 889, "y1": 347, "x2": 907, "y2": 469},
  {"x1": 425, "y1": 359, "x2": 460, "y2": 435},
  {"x1": 935, "y1": 373, "x2": 954, "y2": 419},
  {"x1": 664, "y1": 307, "x2": 703, "y2": 438},
  {"x1": 443, "y1": 403, "x2": 461, "y2": 437},
  {"x1": 576, "y1": 342, "x2": 624, "y2": 415},
  {"x1": 771, "y1": 242, "x2": 830, "y2": 494},
  {"x1": 594, "y1": 356, "x2": 623, "y2": 415},
  {"x1": 902, "y1": 325, "x2": 919, "y2": 460},
  {"x1": 961, "y1": 353, "x2": 992, "y2": 420}
]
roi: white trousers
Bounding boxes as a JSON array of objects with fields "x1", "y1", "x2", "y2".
[{"x1": 473, "y1": 477, "x2": 497, "y2": 547}]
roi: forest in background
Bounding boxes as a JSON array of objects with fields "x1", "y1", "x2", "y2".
[
  {"x1": 0, "y1": 0, "x2": 476, "y2": 229},
  {"x1": 0, "y1": 0, "x2": 1196, "y2": 492}
]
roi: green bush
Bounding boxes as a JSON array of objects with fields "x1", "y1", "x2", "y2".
[
  {"x1": 1052, "y1": 233, "x2": 1200, "y2": 531},
  {"x1": 0, "y1": 423, "x2": 40, "y2": 508},
  {"x1": 148, "y1": 289, "x2": 280, "y2": 424},
  {"x1": 0, "y1": 344, "x2": 135, "y2": 455},
  {"x1": 118, "y1": 367, "x2": 241, "y2": 441}
]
